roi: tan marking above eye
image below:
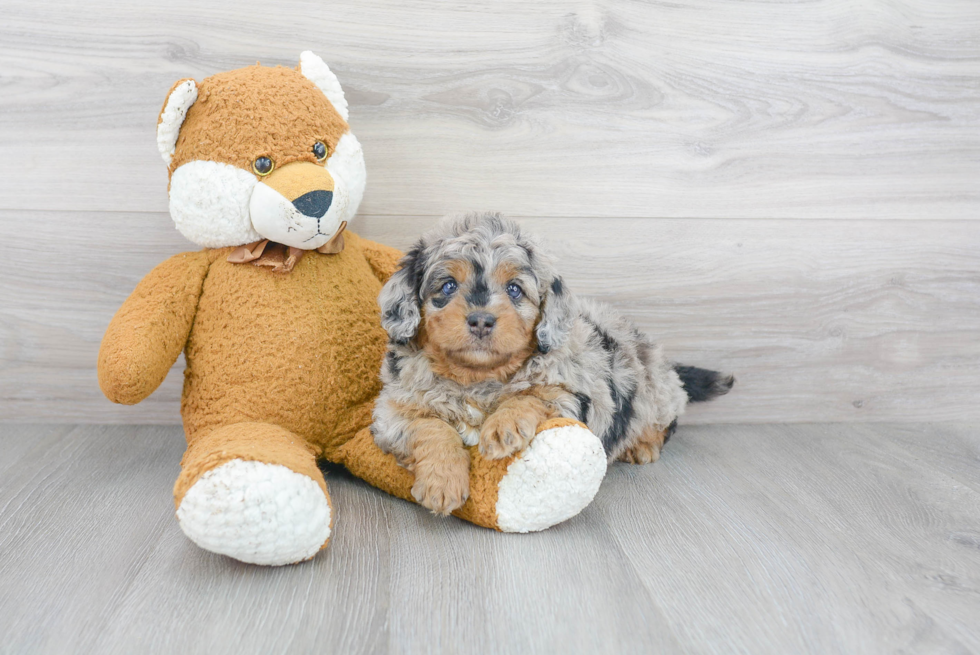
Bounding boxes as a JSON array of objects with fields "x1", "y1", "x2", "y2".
[
  {"x1": 445, "y1": 260, "x2": 472, "y2": 284},
  {"x1": 493, "y1": 261, "x2": 523, "y2": 286}
]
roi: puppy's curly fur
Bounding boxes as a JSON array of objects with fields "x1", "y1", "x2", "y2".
[{"x1": 371, "y1": 213, "x2": 733, "y2": 515}]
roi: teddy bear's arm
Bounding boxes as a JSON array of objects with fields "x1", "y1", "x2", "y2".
[
  {"x1": 98, "y1": 251, "x2": 211, "y2": 405},
  {"x1": 358, "y1": 237, "x2": 405, "y2": 284}
]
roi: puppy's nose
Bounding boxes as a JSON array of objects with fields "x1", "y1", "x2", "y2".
[
  {"x1": 467, "y1": 312, "x2": 496, "y2": 338},
  {"x1": 292, "y1": 190, "x2": 333, "y2": 218}
]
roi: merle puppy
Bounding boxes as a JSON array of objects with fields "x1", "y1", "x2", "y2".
[{"x1": 371, "y1": 213, "x2": 733, "y2": 515}]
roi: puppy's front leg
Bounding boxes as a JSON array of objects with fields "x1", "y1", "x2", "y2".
[
  {"x1": 480, "y1": 390, "x2": 565, "y2": 460},
  {"x1": 407, "y1": 418, "x2": 471, "y2": 516}
]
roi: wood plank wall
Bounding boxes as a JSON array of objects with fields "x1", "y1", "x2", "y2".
[{"x1": 1, "y1": 0, "x2": 978, "y2": 423}]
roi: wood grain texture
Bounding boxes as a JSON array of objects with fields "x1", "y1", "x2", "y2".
[
  {"x1": 0, "y1": 0, "x2": 978, "y2": 218},
  {"x1": 597, "y1": 422, "x2": 980, "y2": 653},
  {"x1": 2, "y1": 211, "x2": 978, "y2": 423},
  {"x1": 0, "y1": 423, "x2": 977, "y2": 654},
  {"x1": 0, "y1": 425, "x2": 181, "y2": 653},
  {"x1": 1, "y1": 0, "x2": 978, "y2": 422}
]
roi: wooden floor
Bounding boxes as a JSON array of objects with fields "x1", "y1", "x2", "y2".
[{"x1": 1, "y1": 423, "x2": 978, "y2": 654}]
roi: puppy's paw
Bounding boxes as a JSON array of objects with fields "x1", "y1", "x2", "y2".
[
  {"x1": 617, "y1": 426, "x2": 667, "y2": 465},
  {"x1": 618, "y1": 441, "x2": 661, "y2": 465},
  {"x1": 479, "y1": 407, "x2": 537, "y2": 460},
  {"x1": 411, "y1": 452, "x2": 471, "y2": 516}
]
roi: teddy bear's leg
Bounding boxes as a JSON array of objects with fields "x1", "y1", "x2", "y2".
[
  {"x1": 337, "y1": 418, "x2": 606, "y2": 533},
  {"x1": 173, "y1": 422, "x2": 332, "y2": 566}
]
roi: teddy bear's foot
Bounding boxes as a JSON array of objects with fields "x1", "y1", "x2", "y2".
[
  {"x1": 492, "y1": 418, "x2": 607, "y2": 533},
  {"x1": 174, "y1": 423, "x2": 332, "y2": 566},
  {"x1": 177, "y1": 459, "x2": 331, "y2": 566}
]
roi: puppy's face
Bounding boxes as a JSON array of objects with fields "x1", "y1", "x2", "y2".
[
  {"x1": 379, "y1": 213, "x2": 576, "y2": 386},
  {"x1": 420, "y1": 257, "x2": 540, "y2": 383}
]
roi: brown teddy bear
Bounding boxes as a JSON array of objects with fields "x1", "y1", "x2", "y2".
[{"x1": 98, "y1": 52, "x2": 607, "y2": 566}]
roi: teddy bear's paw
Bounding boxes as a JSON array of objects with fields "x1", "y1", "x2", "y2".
[
  {"x1": 495, "y1": 423, "x2": 607, "y2": 533},
  {"x1": 176, "y1": 459, "x2": 331, "y2": 566}
]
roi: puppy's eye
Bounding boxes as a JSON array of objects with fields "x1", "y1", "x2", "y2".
[
  {"x1": 313, "y1": 141, "x2": 328, "y2": 161},
  {"x1": 506, "y1": 283, "x2": 523, "y2": 300},
  {"x1": 252, "y1": 156, "x2": 274, "y2": 176},
  {"x1": 442, "y1": 280, "x2": 458, "y2": 296}
]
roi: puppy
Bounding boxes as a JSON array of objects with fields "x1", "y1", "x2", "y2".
[{"x1": 371, "y1": 213, "x2": 733, "y2": 515}]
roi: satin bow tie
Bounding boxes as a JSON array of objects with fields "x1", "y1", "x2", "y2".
[{"x1": 226, "y1": 221, "x2": 346, "y2": 273}]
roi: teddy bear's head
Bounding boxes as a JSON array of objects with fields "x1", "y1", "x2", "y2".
[{"x1": 156, "y1": 52, "x2": 365, "y2": 251}]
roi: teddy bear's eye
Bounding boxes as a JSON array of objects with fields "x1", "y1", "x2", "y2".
[
  {"x1": 252, "y1": 157, "x2": 274, "y2": 176},
  {"x1": 313, "y1": 141, "x2": 328, "y2": 161}
]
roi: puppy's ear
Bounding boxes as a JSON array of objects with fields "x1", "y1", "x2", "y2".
[
  {"x1": 536, "y1": 276, "x2": 574, "y2": 354},
  {"x1": 379, "y1": 246, "x2": 425, "y2": 344}
]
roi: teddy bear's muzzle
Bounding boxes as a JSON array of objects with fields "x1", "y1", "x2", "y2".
[{"x1": 249, "y1": 161, "x2": 344, "y2": 250}]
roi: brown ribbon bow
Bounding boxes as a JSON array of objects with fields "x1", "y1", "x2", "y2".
[{"x1": 227, "y1": 221, "x2": 347, "y2": 273}]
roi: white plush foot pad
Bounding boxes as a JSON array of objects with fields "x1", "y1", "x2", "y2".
[
  {"x1": 495, "y1": 424, "x2": 607, "y2": 533},
  {"x1": 176, "y1": 459, "x2": 331, "y2": 566}
]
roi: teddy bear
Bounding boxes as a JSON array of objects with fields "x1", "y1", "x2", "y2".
[{"x1": 97, "y1": 52, "x2": 607, "y2": 566}]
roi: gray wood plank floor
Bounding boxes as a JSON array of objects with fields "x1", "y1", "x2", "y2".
[{"x1": 1, "y1": 423, "x2": 977, "y2": 654}]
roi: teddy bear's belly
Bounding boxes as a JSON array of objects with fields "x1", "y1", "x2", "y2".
[{"x1": 180, "y1": 254, "x2": 387, "y2": 450}]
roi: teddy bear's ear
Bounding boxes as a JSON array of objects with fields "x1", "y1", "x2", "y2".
[
  {"x1": 157, "y1": 78, "x2": 198, "y2": 166},
  {"x1": 298, "y1": 51, "x2": 349, "y2": 122}
]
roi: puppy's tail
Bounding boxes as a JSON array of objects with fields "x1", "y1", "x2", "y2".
[{"x1": 675, "y1": 365, "x2": 734, "y2": 403}]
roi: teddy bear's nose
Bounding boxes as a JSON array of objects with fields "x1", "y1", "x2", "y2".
[{"x1": 292, "y1": 190, "x2": 333, "y2": 218}]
